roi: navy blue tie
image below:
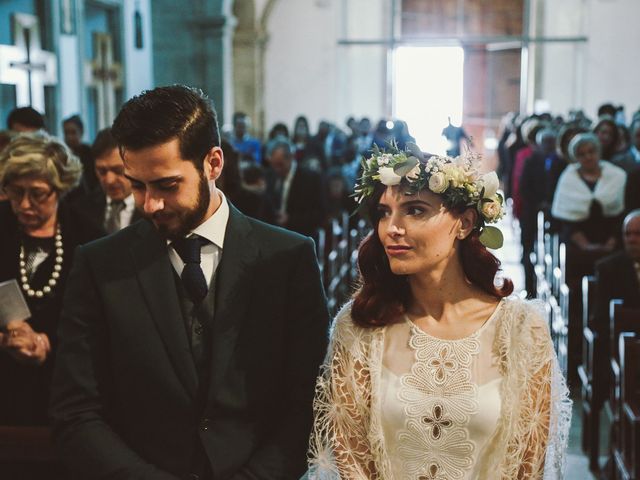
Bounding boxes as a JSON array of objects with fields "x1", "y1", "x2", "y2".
[{"x1": 172, "y1": 236, "x2": 208, "y2": 304}]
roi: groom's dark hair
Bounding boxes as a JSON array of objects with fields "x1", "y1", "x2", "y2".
[{"x1": 112, "y1": 85, "x2": 220, "y2": 171}]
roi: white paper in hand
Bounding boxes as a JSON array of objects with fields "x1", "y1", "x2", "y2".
[{"x1": 0, "y1": 279, "x2": 31, "y2": 327}]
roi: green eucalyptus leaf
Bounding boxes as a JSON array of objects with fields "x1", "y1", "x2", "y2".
[
  {"x1": 478, "y1": 226, "x2": 504, "y2": 249},
  {"x1": 405, "y1": 142, "x2": 424, "y2": 160},
  {"x1": 394, "y1": 157, "x2": 418, "y2": 176}
]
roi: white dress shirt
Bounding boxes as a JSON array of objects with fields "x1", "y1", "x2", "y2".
[
  {"x1": 168, "y1": 192, "x2": 229, "y2": 287},
  {"x1": 105, "y1": 194, "x2": 136, "y2": 230}
]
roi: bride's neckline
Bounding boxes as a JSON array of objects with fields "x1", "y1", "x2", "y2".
[{"x1": 404, "y1": 297, "x2": 505, "y2": 342}]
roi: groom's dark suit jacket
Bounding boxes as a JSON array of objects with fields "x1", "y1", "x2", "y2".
[{"x1": 50, "y1": 204, "x2": 330, "y2": 479}]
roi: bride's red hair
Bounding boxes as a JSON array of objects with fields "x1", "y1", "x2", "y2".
[{"x1": 351, "y1": 186, "x2": 514, "y2": 328}]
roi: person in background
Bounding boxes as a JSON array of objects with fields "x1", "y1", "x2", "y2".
[
  {"x1": 292, "y1": 115, "x2": 312, "y2": 166},
  {"x1": 266, "y1": 138, "x2": 326, "y2": 239},
  {"x1": 520, "y1": 128, "x2": 560, "y2": 297},
  {"x1": 325, "y1": 167, "x2": 356, "y2": 222},
  {"x1": 552, "y1": 133, "x2": 627, "y2": 254},
  {"x1": 511, "y1": 116, "x2": 545, "y2": 220},
  {"x1": 72, "y1": 128, "x2": 142, "y2": 234},
  {"x1": 594, "y1": 115, "x2": 632, "y2": 168},
  {"x1": 0, "y1": 132, "x2": 102, "y2": 479},
  {"x1": 6, "y1": 107, "x2": 45, "y2": 133},
  {"x1": 592, "y1": 209, "x2": 640, "y2": 394},
  {"x1": 625, "y1": 165, "x2": 640, "y2": 213},
  {"x1": 218, "y1": 139, "x2": 275, "y2": 223},
  {"x1": 628, "y1": 119, "x2": 640, "y2": 163},
  {"x1": 62, "y1": 114, "x2": 97, "y2": 192},
  {"x1": 441, "y1": 117, "x2": 470, "y2": 157},
  {"x1": 551, "y1": 132, "x2": 627, "y2": 385},
  {"x1": 231, "y1": 111, "x2": 262, "y2": 164},
  {"x1": 392, "y1": 119, "x2": 416, "y2": 150}
]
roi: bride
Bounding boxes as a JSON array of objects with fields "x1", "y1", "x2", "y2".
[{"x1": 307, "y1": 145, "x2": 571, "y2": 479}]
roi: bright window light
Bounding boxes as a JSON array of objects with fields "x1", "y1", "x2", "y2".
[{"x1": 393, "y1": 46, "x2": 464, "y2": 155}]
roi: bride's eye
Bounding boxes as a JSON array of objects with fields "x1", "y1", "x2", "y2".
[
  {"x1": 407, "y1": 206, "x2": 425, "y2": 216},
  {"x1": 376, "y1": 206, "x2": 391, "y2": 218}
]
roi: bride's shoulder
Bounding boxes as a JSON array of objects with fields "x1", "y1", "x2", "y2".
[
  {"x1": 496, "y1": 296, "x2": 552, "y2": 347},
  {"x1": 330, "y1": 301, "x2": 379, "y2": 346}
]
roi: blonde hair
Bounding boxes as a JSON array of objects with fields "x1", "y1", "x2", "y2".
[{"x1": 0, "y1": 132, "x2": 82, "y2": 195}]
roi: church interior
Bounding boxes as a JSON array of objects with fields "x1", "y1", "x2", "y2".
[{"x1": 1, "y1": 0, "x2": 639, "y2": 479}]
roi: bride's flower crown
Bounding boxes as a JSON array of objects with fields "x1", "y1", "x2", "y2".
[{"x1": 354, "y1": 142, "x2": 505, "y2": 249}]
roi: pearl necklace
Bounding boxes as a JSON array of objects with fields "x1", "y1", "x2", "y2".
[{"x1": 19, "y1": 224, "x2": 63, "y2": 298}]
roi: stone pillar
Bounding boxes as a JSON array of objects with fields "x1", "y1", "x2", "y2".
[
  {"x1": 151, "y1": 0, "x2": 235, "y2": 124},
  {"x1": 193, "y1": 14, "x2": 236, "y2": 126},
  {"x1": 232, "y1": 27, "x2": 260, "y2": 136}
]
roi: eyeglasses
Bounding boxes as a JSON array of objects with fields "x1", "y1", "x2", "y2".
[{"x1": 3, "y1": 185, "x2": 56, "y2": 204}]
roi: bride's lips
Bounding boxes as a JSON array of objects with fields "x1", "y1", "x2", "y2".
[{"x1": 386, "y1": 245, "x2": 412, "y2": 255}]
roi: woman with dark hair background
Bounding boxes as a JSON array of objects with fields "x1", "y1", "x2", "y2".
[
  {"x1": 593, "y1": 115, "x2": 633, "y2": 169},
  {"x1": 307, "y1": 145, "x2": 571, "y2": 479}
]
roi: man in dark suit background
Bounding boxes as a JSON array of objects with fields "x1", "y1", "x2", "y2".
[
  {"x1": 74, "y1": 127, "x2": 143, "y2": 234},
  {"x1": 50, "y1": 85, "x2": 330, "y2": 479},
  {"x1": 266, "y1": 138, "x2": 326, "y2": 239},
  {"x1": 625, "y1": 166, "x2": 640, "y2": 213},
  {"x1": 595, "y1": 209, "x2": 640, "y2": 321},
  {"x1": 520, "y1": 127, "x2": 563, "y2": 297},
  {"x1": 592, "y1": 209, "x2": 640, "y2": 389}
]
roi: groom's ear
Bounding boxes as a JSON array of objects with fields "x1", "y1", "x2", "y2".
[{"x1": 203, "y1": 146, "x2": 224, "y2": 181}]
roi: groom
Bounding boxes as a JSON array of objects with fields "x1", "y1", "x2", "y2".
[{"x1": 50, "y1": 85, "x2": 330, "y2": 479}]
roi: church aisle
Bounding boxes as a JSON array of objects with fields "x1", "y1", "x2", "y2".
[{"x1": 494, "y1": 207, "x2": 596, "y2": 480}]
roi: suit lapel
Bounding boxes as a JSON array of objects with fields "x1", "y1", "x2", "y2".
[
  {"x1": 131, "y1": 207, "x2": 144, "y2": 225},
  {"x1": 207, "y1": 205, "x2": 259, "y2": 400},
  {"x1": 130, "y1": 221, "x2": 198, "y2": 400}
]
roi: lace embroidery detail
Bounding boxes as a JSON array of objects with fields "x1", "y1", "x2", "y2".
[
  {"x1": 307, "y1": 298, "x2": 572, "y2": 479},
  {"x1": 396, "y1": 323, "x2": 481, "y2": 480}
]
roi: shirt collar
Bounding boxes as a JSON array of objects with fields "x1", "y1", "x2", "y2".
[
  {"x1": 189, "y1": 190, "x2": 229, "y2": 249},
  {"x1": 106, "y1": 194, "x2": 135, "y2": 208}
]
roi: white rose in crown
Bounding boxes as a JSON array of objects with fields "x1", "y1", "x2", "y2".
[
  {"x1": 479, "y1": 171, "x2": 499, "y2": 199},
  {"x1": 480, "y1": 198, "x2": 503, "y2": 222},
  {"x1": 428, "y1": 172, "x2": 449, "y2": 193},
  {"x1": 378, "y1": 167, "x2": 402, "y2": 186},
  {"x1": 406, "y1": 164, "x2": 422, "y2": 182},
  {"x1": 377, "y1": 153, "x2": 394, "y2": 166},
  {"x1": 442, "y1": 163, "x2": 466, "y2": 187}
]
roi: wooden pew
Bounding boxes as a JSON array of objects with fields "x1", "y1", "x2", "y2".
[
  {"x1": 0, "y1": 426, "x2": 56, "y2": 462},
  {"x1": 0, "y1": 425, "x2": 67, "y2": 477},
  {"x1": 324, "y1": 214, "x2": 367, "y2": 316},
  {"x1": 578, "y1": 275, "x2": 603, "y2": 471},
  {"x1": 607, "y1": 301, "x2": 640, "y2": 479},
  {"x1": 612, "y1": 333, "x2": 640, "y2": 480}
]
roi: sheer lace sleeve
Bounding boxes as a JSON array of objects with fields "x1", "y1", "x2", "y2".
[
  {"x1": 477, "y1": 299, "x2": 571, "y2": 479},
  {"x1": 307, "y1": 304, "x2": 381, "y2": 479}
]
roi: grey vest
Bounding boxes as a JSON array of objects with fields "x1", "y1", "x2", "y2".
[{"x1": 173, "y1": 270, "x2": 216, "y2": 395}]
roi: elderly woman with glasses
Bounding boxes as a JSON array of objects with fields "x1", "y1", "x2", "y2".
[{"x1": 0, "y1": 132, "x2": 103, "y2": 430}]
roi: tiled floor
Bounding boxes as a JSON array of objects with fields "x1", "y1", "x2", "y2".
[{"x1": 495, "y1": 210, "x2": 597, "y2": 480}]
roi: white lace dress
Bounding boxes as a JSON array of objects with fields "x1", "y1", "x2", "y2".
[
  {"x1": 380, "y1": 301, "x2": 504, "y2": 480},
  {"x1": 307, "y1": 296, "x2": 572, "y2": 480}
]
